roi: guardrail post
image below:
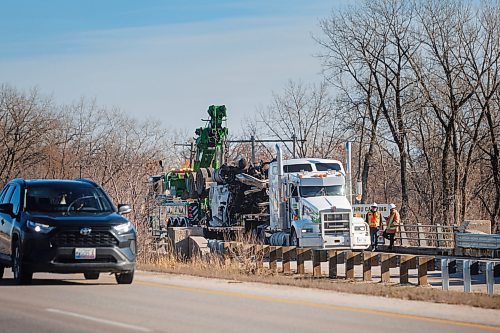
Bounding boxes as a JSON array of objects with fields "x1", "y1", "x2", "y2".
[
  {"x1": 269, "y1": 246, "x2": 278, "y2": 272},
  {"x1": 363, "y1": 252, "x2": 373, "y2": 281},
  {"x1": 417, "y1": 256, "x2": 432, "y2": 286},
  {"x1": 486, "y1": 262, "x2": 495, "y2": 296},
  {"x1": 345, "y1": 251, "x2": 355, "y2": 279},
  {"x1": 441, "y1": 258, "x2": 449, "y2": 291},
  {"x1": 296, "y1": 248, "x2": 308, "y2": 274},
  {"x1": 312, "y1": 250, "x2": 322, "y2": 277},
  {"x1": 381, "y1": 253, "x2": 392, "y2": 283},
  {"x1": 390, "y1": 254, "x2": 399, "y2": 268},
  {"x1": 463, "y1": 260, "x2": 472, "y2": 293},
  {"x1": 262, "y1": 245, "x2": 270, "y2": 268},
  {"x1": 255, "y1": 244, "x2": 263, "y2": 269},
  {"x1": 223, "y1": 242, "x2": 231, "y2": 265},
  {"x1": 328, "y1": 250, "x2": 338, "y2": 279},
  {"x1": 400, "y1": 255, "x2": 413, "y2": 284},
  {"x1": 282, "y1": 246, "x2": 293, "y2": 274}
]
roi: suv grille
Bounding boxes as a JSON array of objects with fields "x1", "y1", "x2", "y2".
[{"x1": 51, "y1": 231, "x2": 118, "y2": 247}]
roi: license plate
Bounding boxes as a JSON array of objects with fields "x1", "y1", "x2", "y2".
[{"x1": 75, "y1": 248, "x2": 96, "y2": 260}]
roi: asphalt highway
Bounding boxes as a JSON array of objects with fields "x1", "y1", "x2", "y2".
[{"x1": 0, "y1": 270, "x2": 498, "y2": 333}]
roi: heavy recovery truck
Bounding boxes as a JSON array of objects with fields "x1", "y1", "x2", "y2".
[
  {"x1": 149, "y1": 105, "x2": 228, "y2": 228},
  {"x1": 148, "y1": 106, "x2": 370, "y2": 250}
]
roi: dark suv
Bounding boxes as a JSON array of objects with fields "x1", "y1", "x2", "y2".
[{"x1": 0, "y1": 178, "x2": 136, "y2": 285}]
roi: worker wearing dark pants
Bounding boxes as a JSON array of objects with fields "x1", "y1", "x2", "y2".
[
  {"x1": 365, "y1": 203, "x2": 382, "y2": 251},
  {"x1": 383, "y1": 203, "x2": 400, "y2": 251}
]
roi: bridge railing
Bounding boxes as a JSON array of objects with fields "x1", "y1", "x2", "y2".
[{"x1": 395, "y1": 223, "x2": 455, "y2": 248}]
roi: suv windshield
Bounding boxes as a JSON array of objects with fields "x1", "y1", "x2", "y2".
[
  {"x1": 300, "y1": 185, "x2": 344, "y2": 197},
  {"x1": 25, "y1": 183, "x2": 114, "y2": 214}
]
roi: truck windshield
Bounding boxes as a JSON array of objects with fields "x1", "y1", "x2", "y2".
[
  {"x1": 25, "y1": 184, "x2": 114, "y2": 214},
  {"x1": 300, "y1": 185, "x2": 344, "y2": 197},
  {"x1": 315, "y1": 163, "x2": 341, "y2": 171}
]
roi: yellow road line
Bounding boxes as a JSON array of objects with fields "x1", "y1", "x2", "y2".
[{"x1": 136, "y1": 280, "x2": 500, "y2": 332}]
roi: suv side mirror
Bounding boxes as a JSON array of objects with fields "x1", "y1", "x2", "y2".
[
  {"x1": 118, "y1": 204, "x2": 132, "y2": 215},
  {"x1": 0, "y1": 203, "x2": 13, "y2": 216}
]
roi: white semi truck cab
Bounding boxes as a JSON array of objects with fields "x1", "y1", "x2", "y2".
[{"x1": 268, "y1": 146, "x2": 370, "y2": 250}]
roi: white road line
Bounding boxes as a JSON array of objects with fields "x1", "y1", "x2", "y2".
[{"x1": 46, "y1": 308, "x2": 152, "y2": 332}]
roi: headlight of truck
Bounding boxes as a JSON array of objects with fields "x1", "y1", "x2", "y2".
[
  {"x1": 27, "y1": 220, "x2": 54, "y2": 234},
  {"x1": 113, "y1": 222, "x2": 134, "y2": 234},
  {"x1": 302, "y1": 227, "x2": 314, "y2": 233}
]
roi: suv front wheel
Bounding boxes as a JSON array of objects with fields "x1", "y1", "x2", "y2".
[
  {"x1": 115, "y1": 270, "x2": 134, "y2": 284},
  {"x1": 13, "y1": 240, "x2": 33, "y2": 285}
]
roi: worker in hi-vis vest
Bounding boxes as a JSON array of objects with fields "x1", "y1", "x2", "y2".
[
  {"x1": 383, "y1": 203, "x2": 400, "y2": 250},
  {"x1": 365, "y1": 203, "x2": 382, "y2": 251}
]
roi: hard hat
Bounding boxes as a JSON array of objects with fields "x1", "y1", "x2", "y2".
[
  {"x1": 389, "y1": 203, "x2": 396, "y2": 209},
  {"x1": 371, "y1": 202, "x2": 378, "y2": 208}
]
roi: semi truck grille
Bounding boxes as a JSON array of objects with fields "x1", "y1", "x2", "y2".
[
  {"x1": 322, "y1": 212, "x2": 350, "y2": 235},
  {"x1": 51, "y1": 231, "x2": 118, "y2": 247}
]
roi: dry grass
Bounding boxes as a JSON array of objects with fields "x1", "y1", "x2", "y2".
[{"x1": 138, "y1": 240, "x2": 500, "y2": 310}]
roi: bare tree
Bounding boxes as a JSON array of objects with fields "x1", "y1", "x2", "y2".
[{"x1": 258, "y1": 80, "x2": 346, "y2": 159}]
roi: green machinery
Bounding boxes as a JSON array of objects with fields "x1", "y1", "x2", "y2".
[{"x1": 157, "y1": 105, "x2": 228, "y2": 226}]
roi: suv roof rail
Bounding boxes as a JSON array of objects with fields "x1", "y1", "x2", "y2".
[{"x1": 74, "y1": 178, "x2": 99, "y2": 187}]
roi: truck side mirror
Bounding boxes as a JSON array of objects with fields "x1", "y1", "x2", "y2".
[{"x1": 0, "y1": 203, "x2": 14, "y2": 216}]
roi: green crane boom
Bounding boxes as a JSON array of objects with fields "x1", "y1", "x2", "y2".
[{"x1": 193, "y1": 105, "x2": 228, "y2": 171}]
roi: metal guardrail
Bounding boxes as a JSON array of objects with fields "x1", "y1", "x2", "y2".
[
  {"x1": 441, "y1": 258, "x2": 498, "y2": 295},
  {"x1": 455, "y1": 233, "x2": 500, "y2": 250}
]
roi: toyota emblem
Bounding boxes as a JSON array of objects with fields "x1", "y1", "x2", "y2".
[{"x1": 80, "y1": 227, "x2": 92, "y2": 236}]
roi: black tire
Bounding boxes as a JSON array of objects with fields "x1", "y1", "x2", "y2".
[
  {"x1": 0, "y1": 265, "x2": 4, "y2": 279},
  {"x1": 12, "y1": 241, "x2": 33, "y2": 285},
  {"x1": 84, "y1": 272, "x2": 100, "y2": 280},
  {"x1": 115, "y1": 270, "x2": 134, "y2": 284},
  {"x1": 290, "y1": 229, "x2": 300, "y2": 247}
]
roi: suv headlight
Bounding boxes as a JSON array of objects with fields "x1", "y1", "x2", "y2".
[
  {"x1": 113, "y1": 222, "x2": 134, "y2": 234},
  {"x1": 27, "y1": 220, "x2": 54, "y2": 233}
]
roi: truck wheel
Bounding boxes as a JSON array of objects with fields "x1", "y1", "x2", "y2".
[
  {"x1": 290, "y1": 229, "x2": 300, "y2": 247},
  {"x1": 84, "y1": 272, "x2": 100, "y2": 280},
  {"x1": 12, "y1": 241, "x2": 33, "y2": 285},
  {"x1": 115, "y1": 270, "x2": 134, "y2": 284}
]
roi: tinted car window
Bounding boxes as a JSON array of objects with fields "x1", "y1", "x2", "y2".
[
  {"x1": 9, "y1": 185, "x2": 21, "y2": 215},
  {"x1": 315, "y1": 163, "x2": 341, "y2": 172},
  {"x1": 26, "y1": 183, "x2": 114, "y2": 214},
  {"x1": 0, "y1": 185, "x2": 10, "y2": 203},
  {"x1": 284, "y1": 164, "x2": 313, "y2": 173},
  {"x1": 1, "y1": 185, "x2": 14, "y2": 204}
]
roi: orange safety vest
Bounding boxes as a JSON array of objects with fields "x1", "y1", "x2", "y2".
[
  {"x1": 386, "y1": 209, "x2": 400, "y2": 233},
  {"x1": 367, "y1": 211, "x2": 381, "y2": 228}
]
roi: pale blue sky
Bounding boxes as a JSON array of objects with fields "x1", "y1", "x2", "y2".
[{"x1": 0, "y1": 1, "x2": 346, "y2": 133}]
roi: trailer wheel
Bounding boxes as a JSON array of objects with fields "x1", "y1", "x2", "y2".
[{"x1": 290, "y1": 229, "x2": 299, "y2": 247}]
